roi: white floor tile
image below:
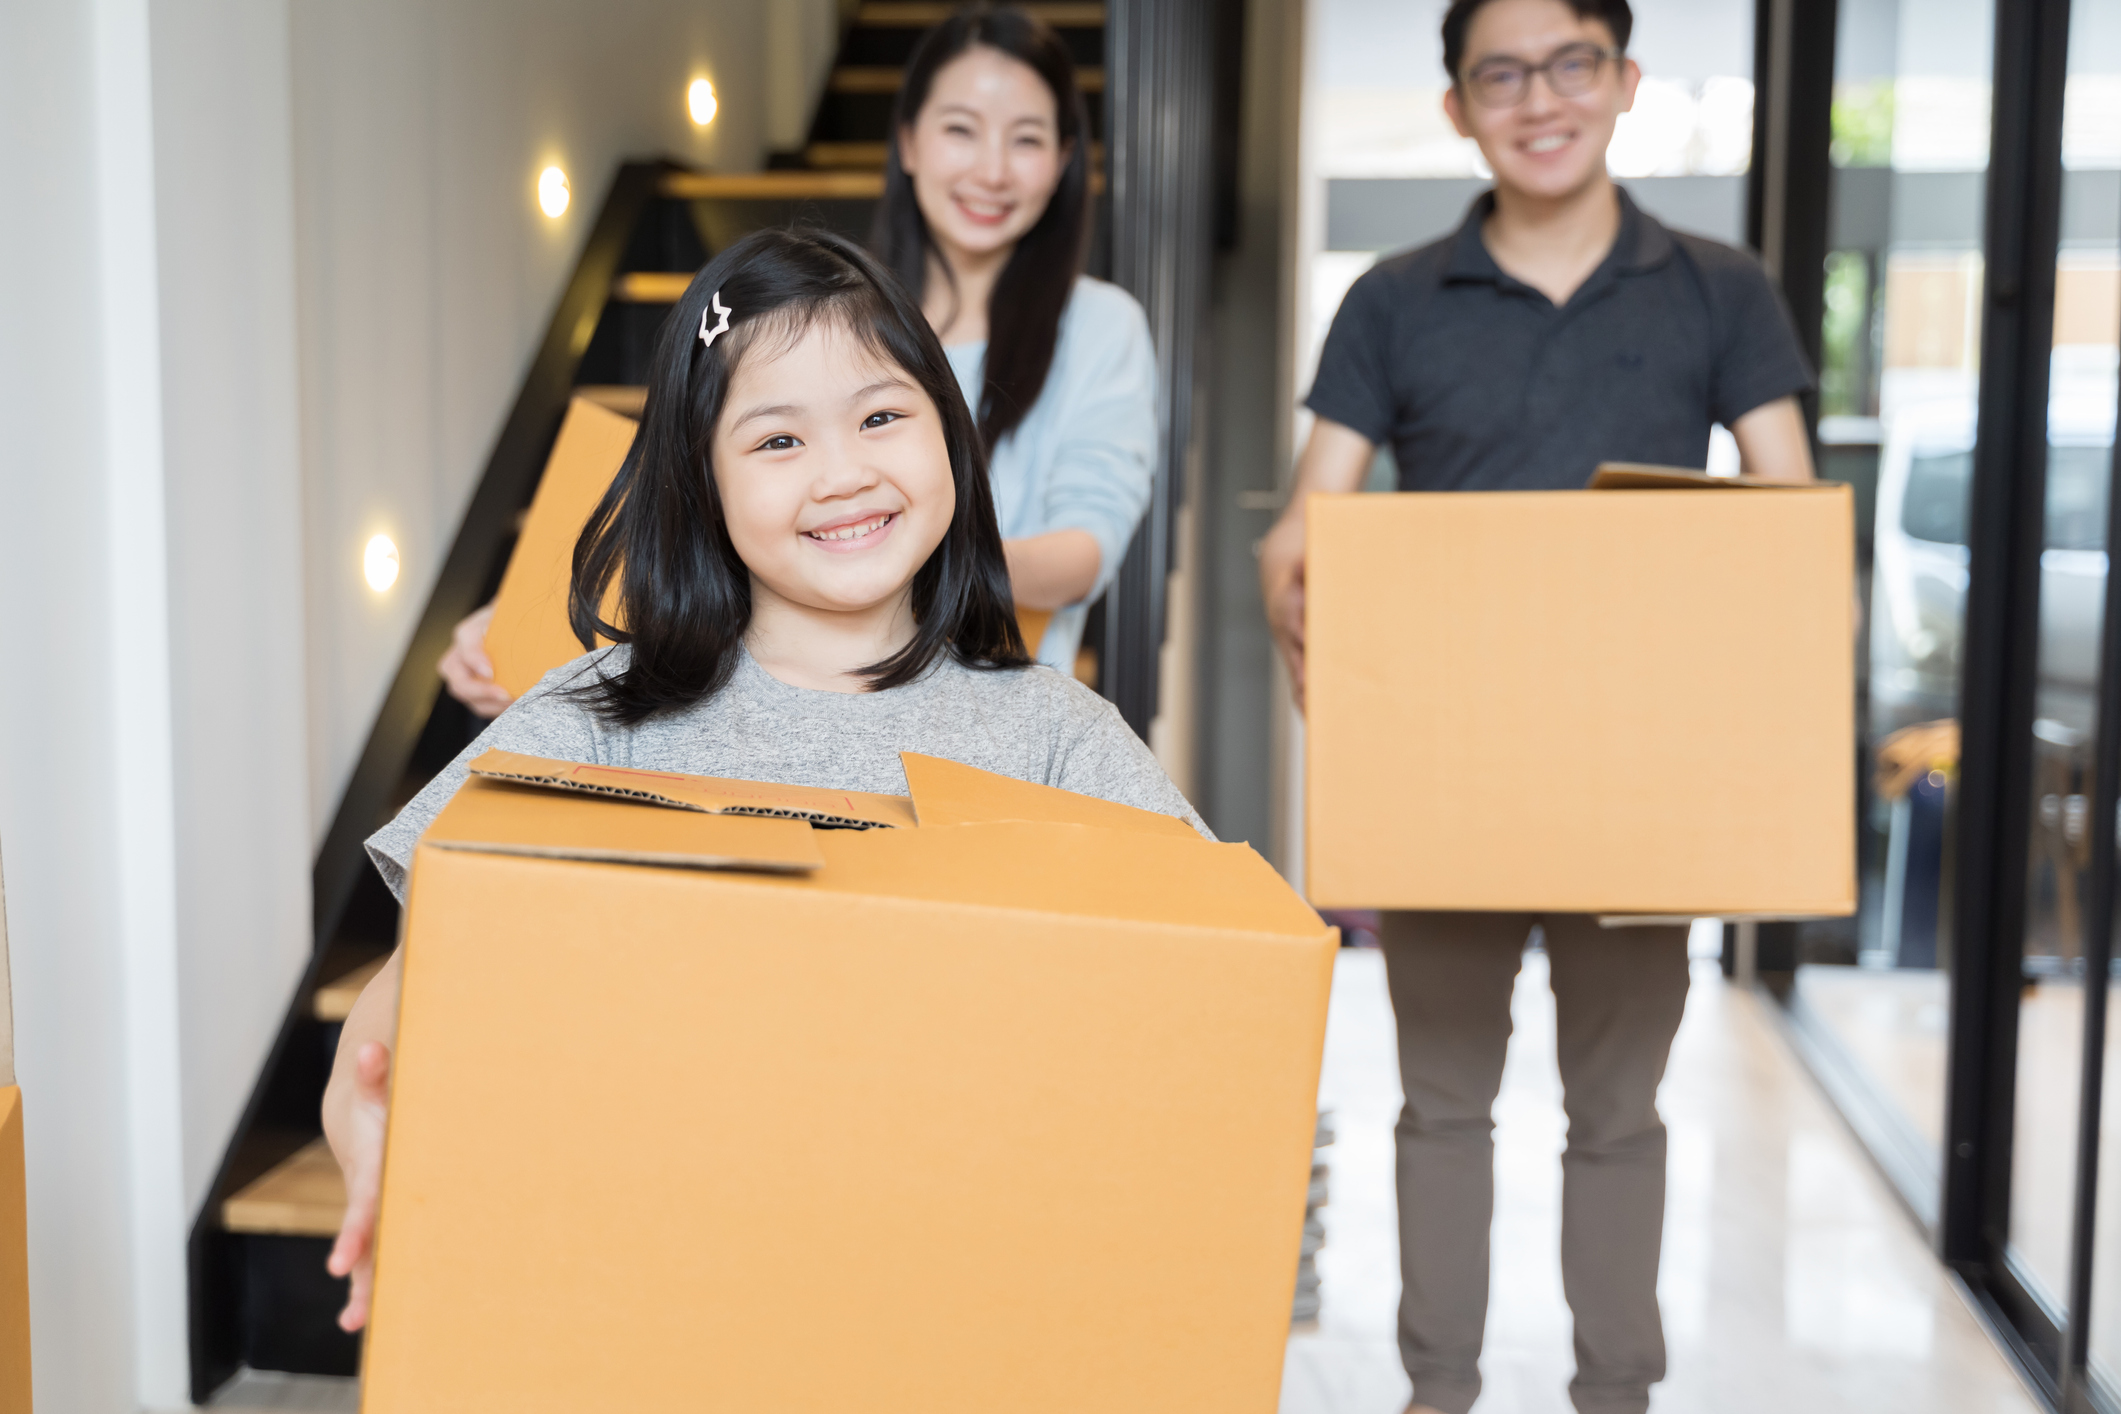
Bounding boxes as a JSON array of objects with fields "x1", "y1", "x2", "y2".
[{"x1": 1281, "y1": 950, "x2": 2042, "y2": 1414}]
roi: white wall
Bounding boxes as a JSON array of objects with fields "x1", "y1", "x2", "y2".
[
  {"x1": 152, "y1": 0, "x2": 315, "y2": 1229},
  {"x1": 0, "y1": 0, "x2": 189, "y2": 1406},
  {"x1": 293, "y1": 0, "x2": 836, "y2": 843}
]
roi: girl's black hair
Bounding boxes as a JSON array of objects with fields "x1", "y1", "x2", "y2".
[
  {"x1": 870, "y1": 3, "x2": 1091, "y2": 450},
  {"x1": 567, "y1": 227, "x2": 1031, "y2": 725}
]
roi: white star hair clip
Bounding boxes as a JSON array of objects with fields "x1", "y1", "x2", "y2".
[{"x1": 698, "y1": 289, "x2": 732, "y2": 349}]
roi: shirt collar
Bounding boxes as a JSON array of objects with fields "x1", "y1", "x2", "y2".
[{"x1": 1442, "y1": 185, "x2": 1675, "y2": 289}]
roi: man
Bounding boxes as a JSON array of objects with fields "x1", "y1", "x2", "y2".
[{"x1": 1258, "y1": 2, "x2": 1814, "y2": 1412}]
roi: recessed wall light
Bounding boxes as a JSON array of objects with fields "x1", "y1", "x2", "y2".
[
  {"x1": 689, "y1": 78, "x2": 718, "y2": 127},
  {"x1": 364, "y1": 534, "x2": 400, "y2": 592},
  {"x1": 537, "y1": 165, "x2": 570, "y2": 218}
]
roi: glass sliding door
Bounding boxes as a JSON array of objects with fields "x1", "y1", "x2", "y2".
[
  {"x1": 2009, "y1": 0, "x2": 2121, "y2": 1325},
  {"x1": 1783, "y1": 0, "x2": 1994, "y2": 1220}
]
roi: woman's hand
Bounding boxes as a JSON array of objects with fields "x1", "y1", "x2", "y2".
[
  {"x1": 325, "y1": 1040, "x2": 391, "y2": 1331},
  {"x1": 1003, "y1": 530, "x2": 1102, "y2": 611},
  {"x1": 437, "y1": 603, "x2": 514, "y2": 718}
]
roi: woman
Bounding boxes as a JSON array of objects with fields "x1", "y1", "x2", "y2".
[
  {"x1": 440, "y1": 2, "x2": 1152, "y2": 707},
  {"x1": 872, "y1": 2, "x2": 1155, "y2": 672}
]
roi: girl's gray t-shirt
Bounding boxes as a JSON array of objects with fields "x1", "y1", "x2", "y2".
[{"x1": 365, "y1": 646, "x2": 1211, "y2": 901}]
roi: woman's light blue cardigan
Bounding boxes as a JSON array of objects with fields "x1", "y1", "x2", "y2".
[{"x1": 944, "y1": 275, "x2": 1158, "y2": 671}]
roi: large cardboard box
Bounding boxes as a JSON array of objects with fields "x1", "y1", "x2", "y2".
[
  {"x1": 1304, "y1": 468, "x2": 1856, "y2": 916},
  {"x1": 0, "y1": 846, "x2": 27, "y2": 1414},
  {"x1": 364, "y1": 752, "x2": 1336, "y2": 1412},
  {"x1": 483, "y1": 397, "x2": 638, "y2": 698}
]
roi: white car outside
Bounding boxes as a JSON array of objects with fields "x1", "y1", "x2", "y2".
[{"x1": 1869, "y1": 382, "x2": 2116, "y2": 743}]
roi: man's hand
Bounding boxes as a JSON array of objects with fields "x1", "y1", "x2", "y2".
[
  {"x1": 438, "y1": 603, "x2": 513, "y2": 718},
  {"x1": 1257, "y1": 418, "x2": 1378, "y2": 712},
  {"x1": 325, "y1": 1040, "x2": 391, "y2": 1332},
  {"x1": 1259, "y1": 512, "x2": 1310, "y2": 706}
]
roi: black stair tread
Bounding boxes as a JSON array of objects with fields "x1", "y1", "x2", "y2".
[
  {"x1": 855, "y1": 1, "x2": 1106, "y2": 24},
  {"x1": 223, "y1": 1139, "x2": 344, "y2": 1238},
  {"x1": 313, "y1": 956, "x2": 388, "y2": 1023}
]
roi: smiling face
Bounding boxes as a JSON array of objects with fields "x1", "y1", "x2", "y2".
[
  {"x1": 711, "y1": 316, "x2": 956, "y2": 622},
  {"x1": 898, "y1": 45, "x2": 1069, "y2": 268},
  {"x1": 1443, "y1": 0, "x2": 1639, "y2": 203}
]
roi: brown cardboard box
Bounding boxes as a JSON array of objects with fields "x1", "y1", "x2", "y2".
[
  {"x1": 1304, "y1": 468, "x2": 1856, "y2": 916},
  {"x1": 363, "y1": 753, "x2": 1335, "y2": 1413},
  {"x1": 483, "y1": 396, "x2": 638, "y2": 698},
  {"x1": 0, "y1": 846, "x2": 26, "y2": 1414}
]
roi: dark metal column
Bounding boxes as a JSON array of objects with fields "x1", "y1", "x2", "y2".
[
  {"x1": 1746, "y1": 0, "x2": 1839, "y2": 404},
  {"x1": 1938, "y1": 0, "x2": 2071, "y2": 1379},
  {"x1": 1102, "y1": 0, "x2": 1218, "y2": 737}
]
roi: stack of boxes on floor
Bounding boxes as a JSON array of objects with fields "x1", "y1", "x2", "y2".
[{"x1": 1294, "y1": 1109, "x2": 1333, "y2": 1324}]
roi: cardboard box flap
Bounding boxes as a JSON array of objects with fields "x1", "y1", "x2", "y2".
[
  {"x1": 900, "y1": 752, "x2": 1200, "y2": 839},
  {"x1": 1590, "y1": 462, "x2": 1845, "y2": 492},
  {"x1": 468, "y1": 749, "x2": 916, "y2": 830},
  {"x1": 425, "y1": 776, "x2": 825, "y2": 874},
  {"x1": 806, "y1": 822, "x2": 1330, "y2": 937}
]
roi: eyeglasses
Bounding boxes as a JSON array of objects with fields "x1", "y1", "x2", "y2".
[{"x1": 1462, "y1": 43, "x2": 1622, "y2": 108}]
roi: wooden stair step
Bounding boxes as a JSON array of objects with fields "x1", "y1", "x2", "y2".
[
  {"x1": 804, "y1": 140, "x2": 893, "y2": 170},
  {"x1": 313, "y1": 955, "x2": 388, "y2": 1023},
  {"x1": 611, "y1": 271, "x2": 698, "y2": 304},
  {"x1": 663, "y1": 166, "x2": 1103, "y2": 205},
  {"x1": 829, "y1": 64, "x2": 1102, "y2": 95},
  {"x1": 660, "y1": 170, "x2": 885, "y2": 201},
  {"x1": 855, "y1": 1, "x2": 1106, "y2": 24},
  {"x1": 222, "y1": 1139, "x2": 344, "y2": 1237},
  {"x1": 803, "y1": 139, "x2": 1104, "y2": 171}
]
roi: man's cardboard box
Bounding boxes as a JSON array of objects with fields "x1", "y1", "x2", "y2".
[
  {"x1": 1304, "y1": 468, "x2": 1856, "y2": 916},
  {"x1": 363, "y1": 752, "x2": 1336, "y2": 1413},
  {"x1": 0, "y1": 845, "x2": 27, "y2": 1414}
]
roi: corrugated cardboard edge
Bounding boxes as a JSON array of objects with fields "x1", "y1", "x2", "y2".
[
  {"x1": 0, "y1": 832, "x2": 24, "y2": 1413},
  {"x1": 468, "y1": 749, "x2": 914, "y2": 830}
]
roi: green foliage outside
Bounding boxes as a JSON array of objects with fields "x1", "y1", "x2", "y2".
[
  {"x1": 1831, "y1": 80, "x2": 1895, "y2": 168},
  {"x1": 1820, "y1": 250, "x2": 1874, "y2": 419}
]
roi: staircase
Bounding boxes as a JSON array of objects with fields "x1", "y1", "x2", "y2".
[{"x1": 187, "y1": 4, "x2": 1119, "y2": 1397}]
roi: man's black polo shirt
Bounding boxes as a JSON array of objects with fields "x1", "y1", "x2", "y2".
[{"x1": 1305, "y1": 188, "x2": 1813, "y2": 490}]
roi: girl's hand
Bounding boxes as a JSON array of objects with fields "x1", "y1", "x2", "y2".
[
  {"x1": 325, "y1": 1040, "x2": 392, "y2": 1332},
  {"x1": 437, "y1": 603, "x2": 514, "y2": 718}
]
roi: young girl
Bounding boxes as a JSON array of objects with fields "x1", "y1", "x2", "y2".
[{"x1": 322, "y1": 228, "x2": 1205, "y2": 1331}]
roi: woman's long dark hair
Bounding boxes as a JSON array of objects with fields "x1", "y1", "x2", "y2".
[
  {"x1": 566, "y1": 227, "x2": 1031, "y2": 725},
  {"x1": 870, "y1": 4, "x2": 1092, "y2": 450}
]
